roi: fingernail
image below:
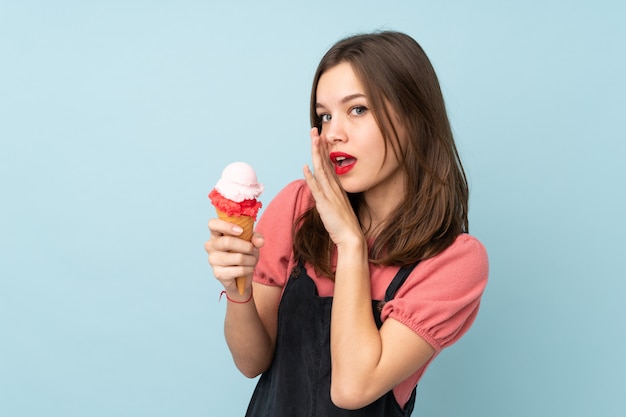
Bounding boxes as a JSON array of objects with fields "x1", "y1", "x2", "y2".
[{"x1": 233, "y1": 226, "x2": 243, "y2": 234}]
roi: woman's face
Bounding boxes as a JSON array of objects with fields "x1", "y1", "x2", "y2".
[{"x1": 315, "y1": 62, "x2": 406, "y2": 205}]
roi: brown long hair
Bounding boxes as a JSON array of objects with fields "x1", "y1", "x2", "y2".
[{"x1": 294, "y1": 31, "x2": 469, "y2": 279}]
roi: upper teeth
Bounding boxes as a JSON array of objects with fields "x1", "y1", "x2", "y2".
[{"x1": 335, "y1": 156, "x2": 345, "y2": 161}]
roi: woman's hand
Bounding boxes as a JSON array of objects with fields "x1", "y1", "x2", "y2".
[
  {"x1": 204, "y1": 218, "x2": 264, "y2": 297},
  {"x1": 303, "y1": 128, "x2": 363, "y2": 248}
]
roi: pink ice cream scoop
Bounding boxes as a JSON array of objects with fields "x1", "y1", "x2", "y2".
[{"x1": 209, "y1": 162, "x2": 263, "y2": 220}]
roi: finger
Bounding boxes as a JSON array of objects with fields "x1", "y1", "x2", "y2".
[
  {"x1": 207, "y1": 243, "x2": 259, "y2": 277},
  {"x1": 303, "y1": 163, "x2": 321, "y2": 195},
  {"x1": 210, "y1": 249, "x2": 258, "y2": 269},
  {"x1": 308, "y1": 133, "x2": 339, "y2": 203},
  {"x1": 208, "y1": 218, "x2": 244, "y2": 238},
  {"x1": 312, "y1": 128, "x2": 344, "y2": 192},
  {"x1": 304, "y1": 129, "x2": 323, "y2": 194},
  {"x1": 211, "y1": 264, "x2": 254, "y2": 286},
  {"x1": 210, "y1": 235, "x2": 256, "y2": 255},
  {"x1": 309, "y1": 129, "x2": 325, "y2": 178},
  {"x1": 251, "y1": 232, "x2": 265, "y2": 249},
  {"x1": 310, "y1": 128, "x2": 332, "y2": 186}
]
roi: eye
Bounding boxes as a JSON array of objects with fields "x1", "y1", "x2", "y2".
[
  {"x1": 319, "y1": 113, "x2": 332, "y2": 123},
  {"x1": 351, "y1": 106, "x2": 368, "y2": 116}
]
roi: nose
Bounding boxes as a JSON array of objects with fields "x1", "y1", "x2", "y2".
[{"x1": 321, "y1": 117, "x2": 347, "y2": 144}]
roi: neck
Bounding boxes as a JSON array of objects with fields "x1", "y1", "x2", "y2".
[{"x1": 359, "y1": 198, "x2": 401, "y2": 239}]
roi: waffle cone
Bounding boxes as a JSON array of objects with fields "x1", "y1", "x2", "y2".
[{"x1": 216, "y1": 210, "x2": 255, "y2": 295}]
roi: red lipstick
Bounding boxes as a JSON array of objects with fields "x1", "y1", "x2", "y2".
[{"x1": 329, "y1": 152, "x2": 356, "y2": 175}]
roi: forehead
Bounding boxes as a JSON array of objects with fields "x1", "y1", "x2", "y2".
[{"x1": 316, "y1": 62, "x2": 365, "y2": 99}]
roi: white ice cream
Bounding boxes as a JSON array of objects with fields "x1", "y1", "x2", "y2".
[{"x1": 214, "y1": 162, "x2": 264, "y2": 202}]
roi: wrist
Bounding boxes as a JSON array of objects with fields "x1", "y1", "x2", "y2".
[
  {"x1": 220, "y1": 287, "x2": 253, "y2": 304},
  {"x1": 336, "y1": 236, "x2": 367, "y2": 258}
]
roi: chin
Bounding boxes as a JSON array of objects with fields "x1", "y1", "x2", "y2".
[{"x1": 338, "y1": 181, "x2": 364, "y2": 194}]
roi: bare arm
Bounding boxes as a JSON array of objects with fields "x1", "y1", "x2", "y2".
[
  {"x1": 330, "y1": 241, "x2": 434, "y2": 409},
  {"x1": 303, "y1": 128, "x2": 435, "y2": 409},
  {"x1": 205, "y1": 218, "x2": 281, "y2": 377},
  {"x1": 223, "y1": 282, "x2": 281, "y2": 377}
]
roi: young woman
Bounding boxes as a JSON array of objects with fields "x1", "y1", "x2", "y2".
[{"x1": 205, "y1": 30, "x2": 489, "y2": 416}]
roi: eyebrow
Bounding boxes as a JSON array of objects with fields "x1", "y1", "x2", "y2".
[{"x1": 316, "y1": 93, "x2": 367, "y2": 109}]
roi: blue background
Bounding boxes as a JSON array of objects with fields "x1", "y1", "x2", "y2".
[{"x1": 1, "y1": 1, "x2": 625, "y2": 416}]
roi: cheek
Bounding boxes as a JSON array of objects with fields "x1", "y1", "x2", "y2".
[{"x1": 366, "y1": 132, "x2": 388, "y2": 164}]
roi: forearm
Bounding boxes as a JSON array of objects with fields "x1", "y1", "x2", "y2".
[
  {"x1": 223, "y1": 290, "x2": 275, "y2": 378},
  {"x1": 330, "y1": 239, "x2": 383, "y2": 400}
]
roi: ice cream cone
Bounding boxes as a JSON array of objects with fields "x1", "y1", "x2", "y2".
[
  {"x1": 209, "y1": 162, "x2": 263, "y2": 297},
  {"x1": 216, "y1": 210, "x2": 255, "y2": 295}
]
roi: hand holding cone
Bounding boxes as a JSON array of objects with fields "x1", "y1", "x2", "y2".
[{"x1": 215, "y1": 211, "x2": 256, "y2": 294}]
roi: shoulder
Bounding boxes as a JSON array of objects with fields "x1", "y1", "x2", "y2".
[
  {"x1": 253, "y1": 180, "x2": 313, "y2": 288},
  {"x1": 262, "y1": 179, "x2": 312, "y2": 216},
  {"x1": 257, "y1": 179, "x2": 313, "y2": 230},
  {"x1": 382, "y1": 233, "x2": 489, "y2": 351},
  {"x1": 415, "y1": 233, "x2": 489, "y2": 293},
  {"x1": 277, "y1": 179, "x2": 312, "y2": 202},
  {"x1": 430, "y1": 234, "x2": 489, "y2": 274}
]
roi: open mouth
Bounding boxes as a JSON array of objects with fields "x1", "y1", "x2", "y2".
[
  {"x1": 333, "y1": 155, "x2": 356, "y2": 167},
  {"x1": 330, "y1": 152, "x2": 356, "y2": 175}
]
